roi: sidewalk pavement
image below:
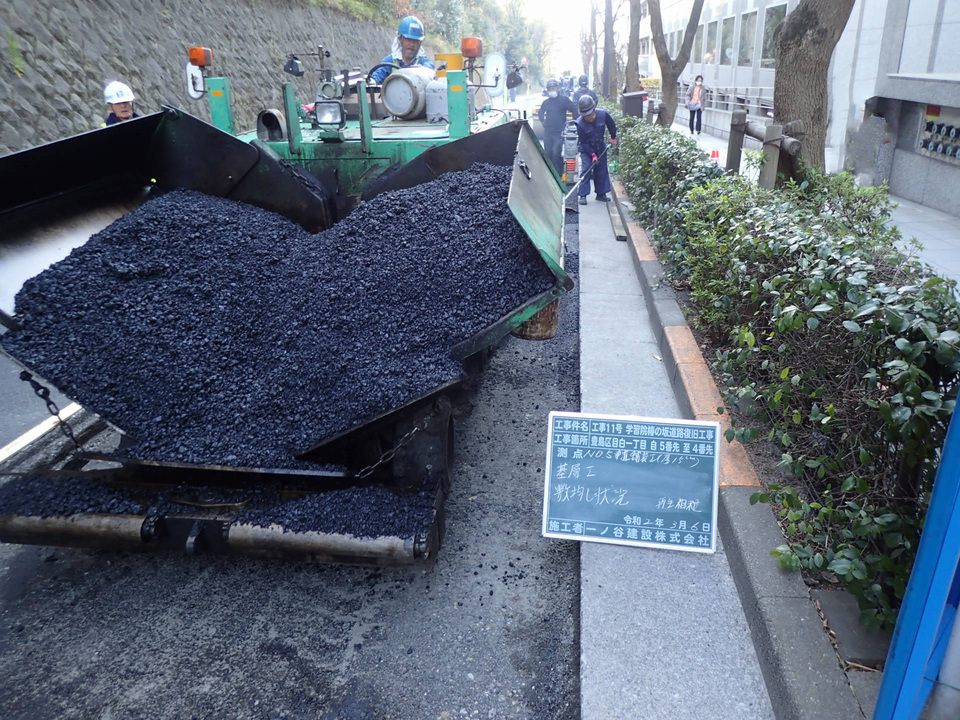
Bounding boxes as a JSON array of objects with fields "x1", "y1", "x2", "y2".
[
  {"x1": 672, "y1": 121, "x2": 960, "y2": 287},
  {"x1": 578, "y1": 122, "x2": 910, "y2": 716},
  {"x1": 577, "y1": 195, "x2": 775, "y2": 719}
]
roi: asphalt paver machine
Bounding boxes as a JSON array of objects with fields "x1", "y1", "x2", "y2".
[{"x1": 0, "y1": 40, "x2": 572, "y2": 566}]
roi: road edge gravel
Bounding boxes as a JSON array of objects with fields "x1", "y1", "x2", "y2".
[{"x1": 609, "y1": 178, "x2": 866, "y2": 720}]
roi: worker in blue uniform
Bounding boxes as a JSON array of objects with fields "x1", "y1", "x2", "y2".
[
  {"x1": 572, "y1": 75, "x2": 598, "y2": 106},
  {"x1": 538, "y1": 78, "x2": 577, "y2": 175},
  {"x1": 370, "y1": 16, "x2": 435, "y2": 84},
  {"x1": 575, "y1": 94, "x2": 617, "y2": 205}
]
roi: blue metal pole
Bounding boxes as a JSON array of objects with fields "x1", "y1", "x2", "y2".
[{"x1": 874, "y1": 412, "x2": 960, "y2": 719}]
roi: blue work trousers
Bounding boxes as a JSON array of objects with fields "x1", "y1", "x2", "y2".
[
  {"x1": 578, "y1": 151, "x2": 611, "y2": 197},
  {"x1": 544, "y1": 133, "x2": 564, "y2": 175}
]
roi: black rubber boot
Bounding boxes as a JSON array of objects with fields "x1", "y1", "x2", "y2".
[
  {"x1": 596, "y1": 194, "x2": 611, "y2": 202},
  {"x1": 578, "y1": 197, "x2": 587, "y2": 205}
]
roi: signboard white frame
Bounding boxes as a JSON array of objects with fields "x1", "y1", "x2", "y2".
[{"x1": 541, "y1": 411, "x2": 721, "y2": 554}]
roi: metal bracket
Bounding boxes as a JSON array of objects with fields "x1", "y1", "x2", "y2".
[
  {"x1": 140, "y1": 516, "x2": 231, "y2": 555},
  {"x1": 0, "y1": 309, "x2": 22, "y2": 332}
]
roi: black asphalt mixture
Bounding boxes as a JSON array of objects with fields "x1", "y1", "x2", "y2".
[
  {"x1": 0, "y1": 475, "x2": 437, "y2": 538},
  {"x1": 0, "y1": 211, "x2": 582, "y2": 720},
  {"x1": 2, "y1": 164, "x2": 556, "y2": 471}
]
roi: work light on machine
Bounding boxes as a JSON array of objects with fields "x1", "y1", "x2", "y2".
[
  {"x1": 185, "y1": 46, "x2": 214, "y2": 100},
  {"x1": 315, "y1": 99, "x2": 345, "y2": 127}
]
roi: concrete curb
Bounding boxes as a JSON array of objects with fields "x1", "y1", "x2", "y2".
[{"x1": 610, "y1": 178, "x2": 865, "y2": 720}]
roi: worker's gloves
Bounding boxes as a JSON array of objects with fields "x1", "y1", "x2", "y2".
[
  {"x1": 610, "y1": 137, "x2": 617, "y2": 147},
  {"x1": 591, "y1": 153, "x2": 598, "y2": 162}
]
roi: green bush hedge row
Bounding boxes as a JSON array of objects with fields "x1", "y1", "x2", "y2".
[{"x1": 612, "y1": 111, "x2": 960, "y2": 630}]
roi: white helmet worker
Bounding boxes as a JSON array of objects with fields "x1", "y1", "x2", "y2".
[{"x1": 104, "y1": 81, "x2": 135, "y2": 104}]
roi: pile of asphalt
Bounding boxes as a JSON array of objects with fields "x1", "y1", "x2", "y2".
[
  {"x1": 235, "y1": 484, "x2": 435, "y2": 536},
  {"x1": 0, "y1": 475, "x2": 435, "y2": 538},
  {"x1": 2, "y1": 164, "x2": 556, "y2": 470}
]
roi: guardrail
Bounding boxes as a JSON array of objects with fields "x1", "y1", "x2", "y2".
[
  {"x1": 646, "y1": 84, "x2": 775, "y2": 119},
  {"x1": 726, "y1": 110, "x2": 803, "y2": 188}
]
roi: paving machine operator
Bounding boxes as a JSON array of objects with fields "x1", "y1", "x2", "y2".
[
  {"x1": 575, "y1": 95, "x2": 617, "y2": 205},
  {"x1": 370, "y1": 16, "x2": 435, "y2": 84},
  {"x1": 538, "y1": 78, "x2": 576, "y2": 175}
]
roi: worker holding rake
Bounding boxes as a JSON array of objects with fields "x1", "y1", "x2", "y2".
[{"x1": 574, "y1": 95, "x2": 617, "y2": 205}]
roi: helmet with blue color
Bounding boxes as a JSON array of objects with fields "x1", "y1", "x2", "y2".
[
  {"x1": 398, "y1": 16, "x2": 425, "y2": 40},
  {"x1": 578, "y1": 74, "x2": 588, "y2": 87},
  {"x1": 546, "y1": 78, "x2": 560, "y2": 90}
]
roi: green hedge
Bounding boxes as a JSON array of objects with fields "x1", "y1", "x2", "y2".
[
  {"x1": 615, "y1": 117, "x2": 724, "y2": 265},
  {"x1": 614, "y1": 110, "x2": 960, "y2": 630}
]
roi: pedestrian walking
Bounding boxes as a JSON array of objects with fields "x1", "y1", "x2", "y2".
[{"x1": 687, "y1": 75, "x2": 705, "y2": 135}]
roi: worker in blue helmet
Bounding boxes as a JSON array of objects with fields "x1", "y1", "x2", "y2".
[
  {"x1": 575, "y1": 94, "x2": 617, "y2": 204},
  {"x1": 370, "y1": 16, "x2": 435, "y2": 84},
  {"x1": 538, "y1": 78, "x2": 576, "y2": 175}
]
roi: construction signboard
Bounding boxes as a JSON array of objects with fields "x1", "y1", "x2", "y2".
[{"x1": 541, "y1": 411, "x2": 720, "y2": 554}]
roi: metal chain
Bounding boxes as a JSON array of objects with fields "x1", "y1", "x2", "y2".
[
  {"x1": 18, "y1": 371, "x2": 83, "y2": 454},
  {"x1": 354, "y1": 413, "x2": 434, "y2": 480}
]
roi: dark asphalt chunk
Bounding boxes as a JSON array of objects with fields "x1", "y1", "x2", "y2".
[
  {"x1": 235, "y1": 484, "x2": 436, "y2": 537},
  {"x1": 2, "y1": 164, "x2": 556, "y2": 470},
  {"x1": 0, "y1": 474, "x2": 436, "y2": 538}
]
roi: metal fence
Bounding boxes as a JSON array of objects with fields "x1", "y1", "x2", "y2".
[{"x1": 646, "y1": 83, "x2": 775, "y2": 119}]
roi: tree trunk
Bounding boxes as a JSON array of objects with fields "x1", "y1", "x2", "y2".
[
  {"x1": 624, "y1": 0, "x2": 642, "y2": 93},
  {"x1": 580, "y1": 31, "x2": 592, "y2": 77},
  {"x1": 659, "y1": 64, "x2": 681, "y2": 126},
  {"x1": 773, "y1": 0, "x2": 855, "y2": 170},
  {"x1": 602, "y1": 0, "x2": 614, "y2": 98},
  {"x1": 590, "y1": 1, "x2": 600, "y2": 89},
  {"x1": 648, "y1": 0, "x2": 705, "y2": 126},
  {"x1": 581, "y1": 1, "x2": 597, "y2": 77}
]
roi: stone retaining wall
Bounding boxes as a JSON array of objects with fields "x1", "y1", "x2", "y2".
[{"x1": 0, "y1": 0, "x2": 396, "y2": 155}]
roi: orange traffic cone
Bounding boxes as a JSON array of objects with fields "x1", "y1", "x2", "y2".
[{"x1": 711, "y1": 149, "x2": 720, "y2": 160}]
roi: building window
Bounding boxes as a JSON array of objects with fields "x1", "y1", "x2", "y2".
[
  {"x1": 720, "y1": 16, "x2": 735, "y2": 65},
  {"x1": 705, "y1": 20, "x2": 718, "y2": 64},
  {"x1": 694, "y1": 25, "x2": 703, "y2": 63},
  {"x1": 739, "y1": 11, "x2": 757, "y2": 66},
  {"x1": 761, "y1": 4, "x2": 787, "y2": 69}
]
